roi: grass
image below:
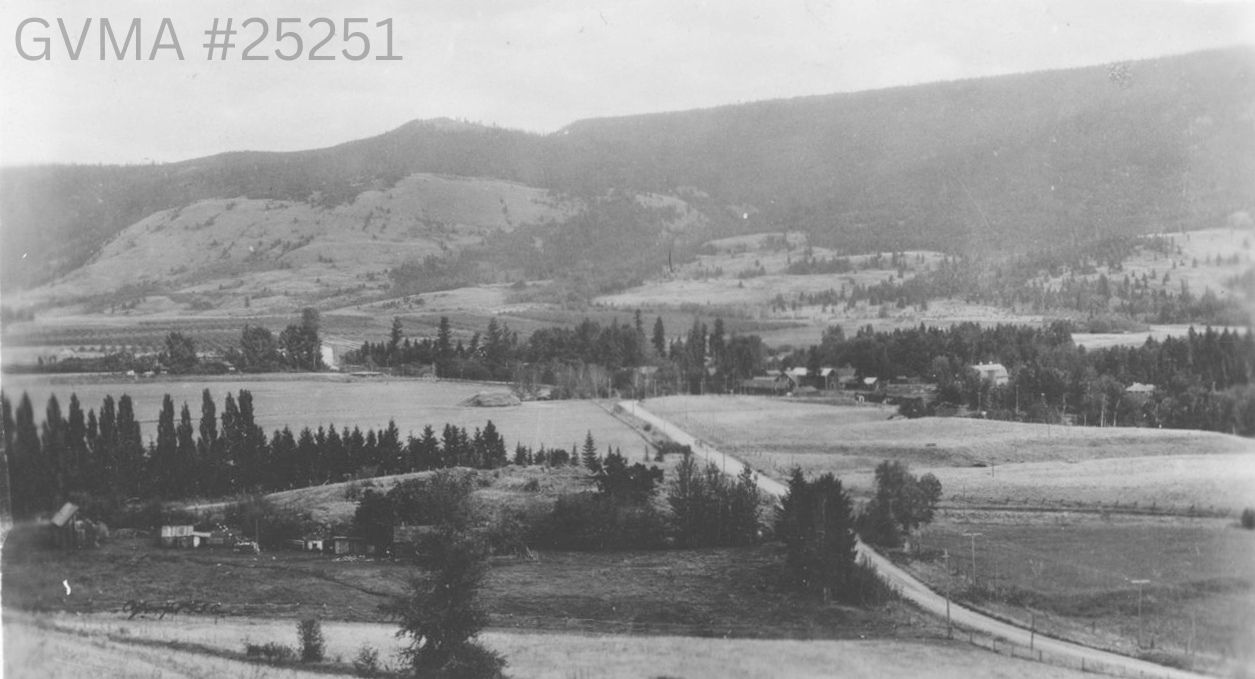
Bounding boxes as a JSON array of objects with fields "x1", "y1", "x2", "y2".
[
  {"x1": 8, "y1": 609, "x2": 1093, "y2": 679},
  {"x1": 899, "y1": 511, "x2": 1255, "y2": 676},
  {"x1": 2, "y1": 530, "x2": 917, "y2": 640}
]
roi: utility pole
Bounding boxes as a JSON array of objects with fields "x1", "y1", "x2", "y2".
[
  {"x1": 962, "y1": 532, "x2": 982, "y2": 584},
  {"x1": 1129, "y1": 579, "x2": 1150, "y2": 648},
  {"x1": 944, "y1": 550, "x2": 952, "y2": 638}
]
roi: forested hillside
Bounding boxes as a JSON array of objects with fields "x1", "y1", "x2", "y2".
[{"x1": 3, "y1": 47, "x2": 1251, "y2": 301}]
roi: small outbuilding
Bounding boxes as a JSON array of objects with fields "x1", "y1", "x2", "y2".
[{"x1": 971, "y1": 362, "x2": 1009, "y2": 386}]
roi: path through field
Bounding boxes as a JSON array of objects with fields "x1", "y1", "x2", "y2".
[{"x1": 618, "y1": 401, "x2": 1212, "y2": 679}]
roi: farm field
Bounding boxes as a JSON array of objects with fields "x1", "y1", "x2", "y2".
[
  {"x1": 5, "y1": 610, "x2": 1092, "y2": 679},
  {"x1": 901, "y1": 511, "x2": 1255, "y2": 676},
  {"x1": 843, "y1": 454, "x2": 1255, "y2": 514},
  {"x1": 643, "y1": 395, "x2": 1255, "y2": 500},
  {"x1": 0, "y1": 374, "x2": 650, "y2": 457},
  {"x1": 638, "y1": 396, "x2": 1255, "y2": 676}
]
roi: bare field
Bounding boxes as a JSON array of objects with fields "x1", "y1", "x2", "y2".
[
  {"x1": 6, "y1": 611, "x2": 1091, "y2": 679},
  {"x1": 902, "y1": 511, "x2": 1255, "y2": 676},
  {"x1": 0, "y1": 375, "x2": 648, "y2": 457}
]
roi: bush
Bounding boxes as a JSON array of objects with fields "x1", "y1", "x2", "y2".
[
  {"x1": 245, "y1": 641, "x2": 297, "y2": 665},
  {"x1": 438, "y1": 641, "x2": 507, "y2": 679},
  {"x1": 224, "y1": 496, "x2": 308, "y2": 549},
  {"x1": 533, "y1": 492, "x2": 667, "y2": 551},
  {"x1": 297, "y1": 617, "x2": 324, "y2": 663},
  {"x1": 353, "y1": 644, "x2": 381, "y2": 677},
  {"x1": 1242, "y1": 507, "x2": 1255, "y2": 530}
]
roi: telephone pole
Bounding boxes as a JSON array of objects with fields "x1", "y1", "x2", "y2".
[
  {"x1": 962, "y1": 532, "x2": 982, "y2": 584},
  {"x1": 1129, "y1": 579, "x2": 1150, "y2": 648}
]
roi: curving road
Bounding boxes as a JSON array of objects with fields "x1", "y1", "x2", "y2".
[{"x1": 618, "y1": 400, "x2": 1209, "y2": 679}]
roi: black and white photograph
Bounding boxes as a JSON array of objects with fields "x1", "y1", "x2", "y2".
[{"x1": 1, "y1": 1, "x2": 1253, "y2": 677}]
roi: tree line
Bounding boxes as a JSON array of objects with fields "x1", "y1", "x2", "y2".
[
  {"x1": 17, "y1": 309, "x2": 324, "y2": 375},
  {"x1": 344, "y1": 312, "x2": 769, "y2": 397},
  {"x1": 0, "y1": 388, "x2": 530, "y2": 519},
  {"x1": 792, "y1": 322, "x2": 1255, "y2": 435}
]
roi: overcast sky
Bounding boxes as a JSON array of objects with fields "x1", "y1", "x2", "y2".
[{"x1": 1, "y1": 0, "x2": 1252, "y2": 166}]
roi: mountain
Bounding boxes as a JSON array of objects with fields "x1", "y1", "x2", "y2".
[{"x1": 2, "y1": 46, "x2": 1252, "y2": 307}]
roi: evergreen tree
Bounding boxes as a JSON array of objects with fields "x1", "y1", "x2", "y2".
[
  {"x1": 412, "y1": 425, "x2": 440, "y2": 471},
  {"x1": 176, "y1": 403, "x2": 198, "y2": 497},
  {"x1": 389, "y1": 316, "x2": 404, "y2": 356},
  {"x1": 378, "y1": 420, "x2": 403, "y2": 474},
  {"x1": 480, "y1": 420, "x2": 506, "y2": 469},
  {"x1": 652, "y1": 316, "x2": 666, "y2": 357},
  {"x1": 12, "y1": 394, "x2": 44, "y2": 516},
  {"x1": 436, "y1": 316, "x2": 454, "y2": 365},
  {"x1": 152, "y1": 394, "x2": 178, "y2": 497},
  {"x1": 97, "y1": 395, "x2": 118, "y2": 494},
  {"x1": 114, "y1": 395, "x2": 144, "y2": 499},
  {"x1": 776, "y1": 469, "x2": 858, "y2": 599},
  {"x1": 65, "y1": 394, "x2": 87, "y2": 497},
  {"x1": 581, "y1": 431, "x2": 600, "y2": 472},
  {"x1": 220, "y1": 393, "x2": 240, "y2": 492},
  {"x1": 41, "y1": 395, "x2": 68, "y2": 508}
]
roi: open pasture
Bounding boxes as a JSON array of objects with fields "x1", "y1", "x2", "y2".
[
  {"x1": 904, "y1": 512, "x2": 1255, "y2": 676},
  {"x1": 1, "y1": 374, "x2": 649, "y2": 457}
]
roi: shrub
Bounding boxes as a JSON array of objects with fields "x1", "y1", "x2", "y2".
[
  {"x1": 533, "y1": 492, "x2": 667, "y2": 551},
  {"x1": 439, "y1": 641, "x2": 507, "y2": 679},
  {"x1": 353, "y1": 644, "x2": 381, "y2": 677},
  {"x1": 245, "y1": 641, "x2": 297, "y2": 665},
  {"x1": 1241, "y1": 507, "x2": 1255, "y2": 530},
  {"x1": 297, "y1": 617, "x2": 324, "y2": 663}
]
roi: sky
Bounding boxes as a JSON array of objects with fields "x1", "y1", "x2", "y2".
[{"x1": 0, "y1": 0, "x2": 1252, "y2": 166}]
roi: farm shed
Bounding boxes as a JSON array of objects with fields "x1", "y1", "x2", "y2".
[
  {"x1": 331, "y1": 536, "x2": 375, "y2": 556},
  {"x1": 50, "y1": 503, "x2": 105, "y2": 549},
  {"x1": 159, "y1": 524, "x2": 196, "y2": 548},
  {"x1": 286, "y1": 535, "x2": 329, "y2": 552},
  {"x1": 971, "y1": 362, "x2": 1009, "y2": 385}
]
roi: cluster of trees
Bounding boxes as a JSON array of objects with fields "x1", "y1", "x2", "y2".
[
  {"x1": 536, "y1": 445, "x2": 668, "y2": 551},
  {"x1": 16, "y1": 309, "x2": 324, "y2": 375},
  {"x1": 223, "y1": 308, "x2": 324, "y2": 372},
  {"x1": 667, "y1": 454, "x2": 761, "y2": 547},
  {"x1": 906, "y1": 236, "x2": 1251, "y2": 326},
  {"x1": 856, "y1": 462, "x2": 943, "y2": 548},
  {"x1": 345, "y1": 313, "x2": 769, "y2": 397},
  {"x1": 0, "y1": 388, "x2": 519, "y2": 518},
  {"x1": 792, "y1": 322, "x2": 1255, "y2": 435},
  {"x1": 776, "y1": 462, "x2": 941, "y2": 602}
]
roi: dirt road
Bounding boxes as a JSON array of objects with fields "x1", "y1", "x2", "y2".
[{"x1": 618, "y1": 400, "x2": 1210, "y2": 679}]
